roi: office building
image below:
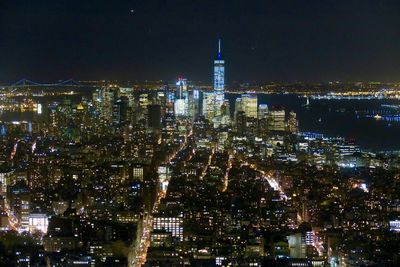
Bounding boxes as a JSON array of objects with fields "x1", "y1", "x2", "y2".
[
  {"x1": 148, "y1": 104, "x2": 162, "y2": 130},
  {"x1": 268, "y1": 107, "x2": 286, "y2": 132},
  {"x1": 241, "y1": 93, "x2": 258, "y2": 119},
  {"x1": 258, "y1": 104, "x2": 269, "y2": 119},
  {"x1": 202, "y1": 92, "x2": 215, "y2": 121},
  {"x1": 288, "y1": 111, "x2": 299, "y2": 133},
  {"x1": 29, "y1": 213, "x2": 49, "y2": 234},
  {"x1": 153, "y1": 216, "x2": 183, "y2": 241},
  {"x1": 132, "y1": 165, "x2": 144, "y2": 181}
]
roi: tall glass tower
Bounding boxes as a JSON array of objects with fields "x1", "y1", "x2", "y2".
[{"x1": 214, "y1": 39, "x2": 225, "y2": 113}]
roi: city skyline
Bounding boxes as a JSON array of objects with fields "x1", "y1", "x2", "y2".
[{"x1": 1, "y1": 1, "x2": 400, "y2": 267}]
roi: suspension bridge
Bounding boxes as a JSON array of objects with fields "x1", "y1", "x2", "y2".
[{"x1": 3, "y1": 78, "x2": 84, "y2": 88}]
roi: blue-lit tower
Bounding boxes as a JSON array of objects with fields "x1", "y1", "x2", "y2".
[{"x1": 214, "y1": 39, "x2": 225, "y2": 111}]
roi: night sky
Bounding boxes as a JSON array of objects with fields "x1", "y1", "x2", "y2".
[{"x1": 1, "y1": 0, "x2": 400, "y2": 83}]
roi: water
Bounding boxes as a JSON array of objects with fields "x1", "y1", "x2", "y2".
[
  {"x1": 0, "y1": 91, "x2": 91, "y2": 123},
  {"x1": 226, "y1": 93, "x2": 400, "y2": 151}
]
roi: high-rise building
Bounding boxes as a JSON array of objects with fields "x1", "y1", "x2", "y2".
[
  {"x1": 0, "y1": 170, "x2": 13, "y2": 195},
  {"x1": 192, "y1": 89, "x2": 201, "y2": 118},
  {"x1": 0, "y1": 124, "x2": 6, "y2": 136},
  {"x1": 174, "y1": 99, "x2": 186, "y2": 117},
  {"x1": 156, "y1": 91, "x2": 167, "y2": 116},
  {"x1": 213, "y1": 39, "x2": 225, "y2": 118},
  {"x1": 241, "y1": 93, "x2": 258, "y2": 119},
  {"x1": 165, "y1": 87, "x2": 175, "y2": 116},
  {"x1": 148, "y1": 104, "x2": 162, "y2": 131},
  {"x1": 176, "y1": 78, "x2": 188, "y2": 100},
  {"x1": 157, "y1": 165, "x2": 170, "y2": 192},
  {"x1": 288, "y1": 111, "x2": 299, "y2": 134},
  {"x1": 20, "y1": 193, "x2": 30, "y2": 232},
  {"x1": 186, "y1": 89, "x2": 199, "y2": 120},
  {"x1": 234, "y1": 97, "x2": 243, "y2": 115},
  {"x1": 202, "y1": 92, "x2": 215, "y2": 121},
  {"x1": 174, "y1": 78, "x2": 189, "y2": 117},
  {"x1": 212, "y1": 40, "x2": 225, "y2": 127},
  {"x1": 258, "y1": 104, "x2": 269, "y2": 119},
  {"x1": 162, "y1": 112, "x2": 178, "y2": 144},
  {"x1": 153, "y1": 216, "x2": 183, "y2": 242},
  {"x1": 287, "y1": 233, "x2": 307, "y2": 258},
  {"x1": 132, "y1": 164, "x2": 144, "y2": 181},
  {"x1": 112, "y1": 96, "x2": 129, "y2": 125},
  {"x1": 202, "y1": 39, "x2": 227, "y2": 126},
  {"x1": 93, "y1": 86, "x2": 117, "y2": 123},
  {"x1": 268, "y1": 107, "x2": 286, "y2": 132},
  {"x1": 139, "y1": 93, "x2": 149, "y2": 108},
  {"x1": 235, "y1": 111, "x2": 247, "y2": 135}
]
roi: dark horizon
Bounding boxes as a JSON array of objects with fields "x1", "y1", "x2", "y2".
[{"x1": 1, "y1": 0, "x2": 400, "y2": 83}]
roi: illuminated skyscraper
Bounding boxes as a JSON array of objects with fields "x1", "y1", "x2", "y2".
[
  {"x1": 202, "y1": 39, "x2": 227, "y2": 127},
  {"x1": 288, "y1": 111, "x2": 299, "y2": 133},
  {"x1": 241, "y1": 93, "x2": 258, "y2": 119},
  {"x1": 176, "y1": 78, "x2": 187, "y2": 99},
  {"x1": 202, "y1": 92, "x2": 215, "y2": 121},
  {"x1": 214, "y1": 39, "x2": 225, "y2": 114},
  {"x1": 268, "y1": 107, "x2": 286, "y2": 132},
  {"x1": 112, "y1": 97, "x2": 129, "y2": 125},
  {"x1": 174, "y1": 78, "x2": 189, "y2": 117}
]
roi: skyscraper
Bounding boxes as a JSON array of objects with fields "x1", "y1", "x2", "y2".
[
  {"x1": 241, "y1": 93, "x2": 258, "y2": 119},
  {"x1": 288, "y1": 111, "x2": 299, "y2": 134},
  {"x1": 148, "y1": 104, "x2": 162, "y2": 131},
  {"x1": 202, "y1": 92, "x2": 215, "y2": 121},
  {"x1": 112, "y1": 97, "x2": 129, "y2": 125},
  {"x1": 201, "y1": 39, "x2": 226, "y2": 127},
  {"x1": 176, "y1": 78, "x2": 187, "y2": 100},
  {"x1": 258, "y1": 104, "x2": 269, "y2": 119},
  {"x1": 213, "y1": 39, "x2": 225, "y2": 115},
  {"x1": 268, "y1": 107, "x2": 286, "y2": 132},
  {"x1": 174, "y1": 78, "x2": 188, "y2": 117}
]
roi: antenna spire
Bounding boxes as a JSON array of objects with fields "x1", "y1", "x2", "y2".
[{"x1": 218, "y1": 39, "x2": 222, "y2": 59}]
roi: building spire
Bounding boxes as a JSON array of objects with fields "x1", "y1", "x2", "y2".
[{"x1": 218, "y1": 39, "x2": 221, "y2": 59}]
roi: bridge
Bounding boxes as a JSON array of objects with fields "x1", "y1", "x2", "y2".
[{"x1": 4, "y1": 78, "x2": 83, "y2": 88}]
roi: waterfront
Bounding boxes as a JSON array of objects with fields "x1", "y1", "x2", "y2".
[
  {"x1": 227, "y1": 93, "x2": 400, "y2": 151},
  {"x1": 2, "y1": 93, "x2": 400, "y2": 151}
]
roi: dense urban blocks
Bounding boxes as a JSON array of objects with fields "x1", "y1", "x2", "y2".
[{"x1": 1, "y1": 77, "x2": 400, "y2": 266}]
